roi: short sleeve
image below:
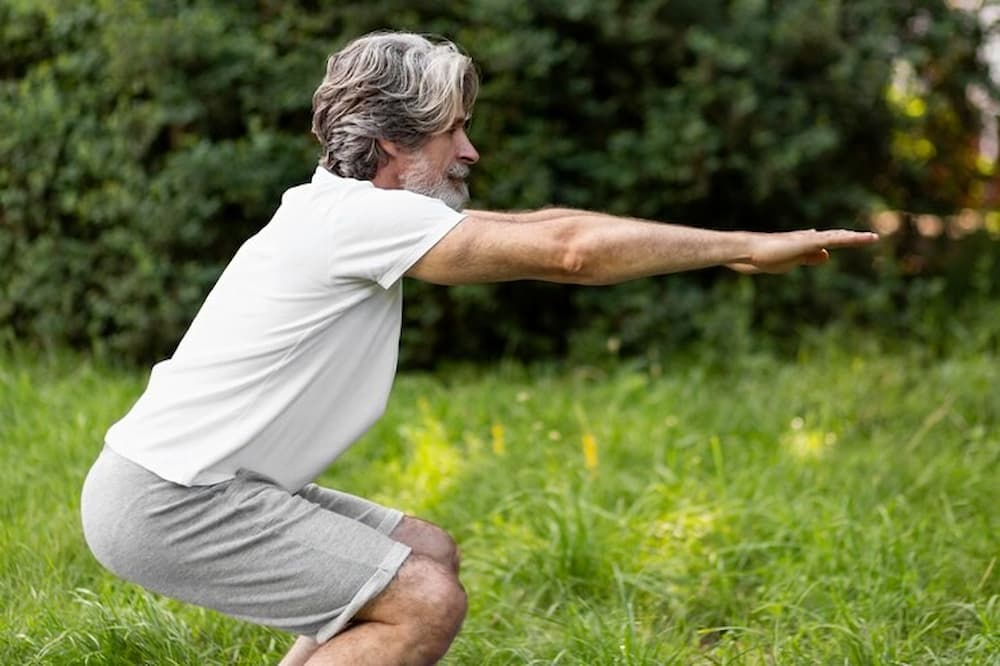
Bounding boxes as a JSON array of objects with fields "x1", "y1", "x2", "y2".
[{"x1": 328, "y1": 186, "x2": 466, "y2": 288}]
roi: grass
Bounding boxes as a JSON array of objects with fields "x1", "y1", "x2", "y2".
[{"x1": 1, "y1": 333, "x2": 997, "y2": 664}]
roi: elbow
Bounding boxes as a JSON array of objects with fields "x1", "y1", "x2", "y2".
[
  {"x1": 559, "y1": 243, "x2": 587, "y2": 281},
  {"x1": 557, "y1": 232, "x2": 608, "y2": 285}
]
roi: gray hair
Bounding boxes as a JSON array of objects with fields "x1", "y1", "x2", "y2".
[{"x1": 311, "y1": 32, "x2": 479, "y2": 180}]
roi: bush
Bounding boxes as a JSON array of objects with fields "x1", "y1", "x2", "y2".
[{"x1": 0, "y1": 1, "x2": 996, "y2": 365}]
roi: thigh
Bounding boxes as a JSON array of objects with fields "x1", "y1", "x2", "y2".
[
  {"x1": 81, "y1": 448, "x2": 411, "y2": 642},
  {"x1": 295, "y1": 482, "x2": 403, "y2": 534}
]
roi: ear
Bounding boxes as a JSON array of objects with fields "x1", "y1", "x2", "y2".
[
  {"x1": 371, "y1": 139, "x2": 406, "y2": 189},
  {"x1": 376, "y1": 138, "x2": 405, "y2": 158}
]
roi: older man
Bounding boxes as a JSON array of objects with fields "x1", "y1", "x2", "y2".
[{"x1": 80, "y1": 31, "x2": 878, "y2": 665}]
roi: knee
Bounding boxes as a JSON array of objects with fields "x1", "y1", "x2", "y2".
[
  {"x1": 434, "y1": 529, "x2": 461, "y2": 575},
  {"x1": 393, "y1": 518, "x2": 462, "y2": 574},
  {"x1": 398, "y1": 557, "x2": 467, "y2": 657},
  {"x1": 409, "y1": 557, "x2": 467, "y2": 629}
]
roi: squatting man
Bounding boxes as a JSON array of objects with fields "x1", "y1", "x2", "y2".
[{"x1": 80, "y1": 31, "x2": 879, "y2": 665}]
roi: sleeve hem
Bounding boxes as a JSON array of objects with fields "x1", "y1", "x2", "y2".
[{"x1": 375, "y1": 212, "x2": 466, "y2": 289}]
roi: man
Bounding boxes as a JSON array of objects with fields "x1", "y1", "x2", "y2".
[{"x1": 80, "y1": 31, "x2": 878, "y2": 665}]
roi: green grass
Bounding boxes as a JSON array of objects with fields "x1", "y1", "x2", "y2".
[{"x1": 1, "y1": 334, "x2": 997, "y2": 664}]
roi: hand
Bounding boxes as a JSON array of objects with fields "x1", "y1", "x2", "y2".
[{"x1": 730, "y1": 229, "x2": 879, "y2": 274}]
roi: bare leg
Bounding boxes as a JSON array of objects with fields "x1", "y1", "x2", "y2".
[
  {"x1": 305, "y1": 554, "x2": 466, "y2": 665},
  {"x1": 280, "y1": 517, "x2": 464, "y2": 666}
]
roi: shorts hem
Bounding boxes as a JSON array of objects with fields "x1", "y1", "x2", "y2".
[
  {"x1": 314, "y1": 540, "x2": 411, "y2": 643},
  {"x1": 375, "y1": 508, "x2": 405, "y2": 536}
]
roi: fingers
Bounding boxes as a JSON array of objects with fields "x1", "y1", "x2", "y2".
[
  {"x1": 747, "y1": 229, "x2": 877, "y2": 274},
  {"x1": 807, "y1": 230, "x2": 878, "y2": 264},
  {"x1": 815, "y1": 230, "x2": 880, "y2": 248}
]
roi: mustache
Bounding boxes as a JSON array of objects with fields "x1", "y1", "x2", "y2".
[{"x1": 447, "y1": 164, "x2": 470, "y2": 180}]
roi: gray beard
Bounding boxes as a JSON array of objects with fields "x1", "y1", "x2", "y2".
[{"x1": 400, "y1": 159, "x2": 470, "y2": 211}]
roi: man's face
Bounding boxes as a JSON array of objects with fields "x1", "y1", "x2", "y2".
[{"x1": 399, "y1": 115, "x2": 479, "y2": 211}]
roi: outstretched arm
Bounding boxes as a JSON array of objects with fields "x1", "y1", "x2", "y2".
[{"x1": 406, "y1": 209, "x2": 878, "y2": 286}]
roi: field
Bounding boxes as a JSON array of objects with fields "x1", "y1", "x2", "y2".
[{"x1": 1, "y1": 335, "x2": 997, "y2": 664}]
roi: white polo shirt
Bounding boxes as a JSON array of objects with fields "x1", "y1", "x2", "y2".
[{"x1": 105, "y1": 167, "x2": 465, "y2": 492}]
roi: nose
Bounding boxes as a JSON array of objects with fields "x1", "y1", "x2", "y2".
[{"x1": 456, "y1": 129, "x2": 479, "y2": 165}]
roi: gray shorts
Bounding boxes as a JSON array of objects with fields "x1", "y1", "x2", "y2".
[{"x1": 80, "y1": 446, "x2": 411, "y2": 642}]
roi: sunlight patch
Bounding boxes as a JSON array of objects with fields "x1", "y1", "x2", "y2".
[
  {"x1": 782, "y1": 417, "x2": 838, "y2": 461},
  {"x1": 652, "y1": 507, "x2": 718, "y2": 544},
  {"x1": 380, "y1": 399, "x2": 464, "y2": 513}
]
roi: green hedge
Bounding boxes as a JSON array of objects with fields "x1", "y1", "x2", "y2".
[{"x1": 1, "y1": 0, "x2": 996, "y2": 365}]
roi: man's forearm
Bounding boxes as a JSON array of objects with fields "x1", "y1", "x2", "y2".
[
  {"x1": 460, "y1": 208, "x2": 752, "y2": 282},
  {"x1": 556, "y1": 213, "x2": 752, "y2": 285}
]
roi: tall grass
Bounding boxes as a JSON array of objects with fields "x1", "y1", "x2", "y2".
[{"x1": 1, "y1": 334, "x2": 997, "y2": 664}]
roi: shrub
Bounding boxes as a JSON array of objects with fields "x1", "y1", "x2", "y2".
[{"x1": 1, "y1": 1, "x2": 995, "y2": 365}]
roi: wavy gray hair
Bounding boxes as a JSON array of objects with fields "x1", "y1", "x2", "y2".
[{"x1": 312, "y1": 32, "x2": 479, "y2": 180}]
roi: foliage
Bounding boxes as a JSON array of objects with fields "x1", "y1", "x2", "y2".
[
  {"x1": 0, "y1": 0, "x2": 996, "y2": 365},
  {"x1": 2, "y1": 335, "x2": 998, "y2": 662},
  {"x1": 0, "y1": 1, "x2": 320, "y2": 360}
]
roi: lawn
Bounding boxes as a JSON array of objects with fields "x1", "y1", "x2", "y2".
[{"x1": 1, "y1": 335, "x2": 997, "y2": 664}]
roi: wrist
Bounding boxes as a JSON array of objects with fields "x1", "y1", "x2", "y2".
[{"x1": 728, "y1": 231, "x2": 755, "y2": 265}]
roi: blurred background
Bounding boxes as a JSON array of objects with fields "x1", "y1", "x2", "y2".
[{"x1": 1, "y1": 0, "x2": 997, "y2": 368}]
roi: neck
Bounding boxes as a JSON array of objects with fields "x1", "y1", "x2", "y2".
[{"x1": 371, "y1": 170, "x2": 401, "y2": 189}]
